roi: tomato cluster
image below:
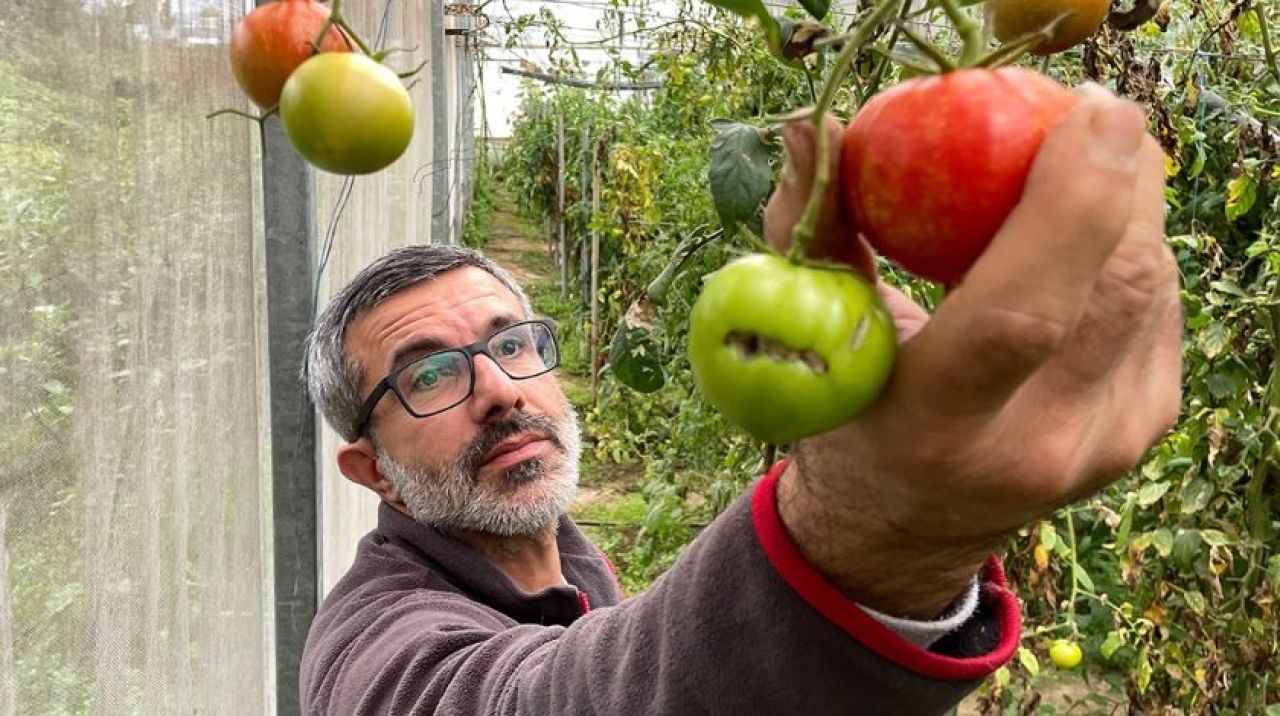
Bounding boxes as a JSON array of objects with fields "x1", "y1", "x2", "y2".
[
  {"x1": 228, "y1": 0, "x2": 414, "y2": 175},
  {"x1": 690, "y1": 24, "x2": 1084, "y2": 444}
]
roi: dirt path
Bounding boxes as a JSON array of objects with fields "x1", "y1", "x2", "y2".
[{"x1": 479, "y1": 192, "x2": 641, "y2": 514}]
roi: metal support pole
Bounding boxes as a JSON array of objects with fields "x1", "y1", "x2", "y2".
[
  {"x1": 556, "y1": 114, "x2": 567, "y2": 297},
  {"x1": 261, "y1": 117, "x2": 317, "y2": 716}
]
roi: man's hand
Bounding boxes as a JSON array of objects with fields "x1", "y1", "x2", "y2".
[{"x1": 764, "y1": 84, "x2": 1183, "y2": 619}]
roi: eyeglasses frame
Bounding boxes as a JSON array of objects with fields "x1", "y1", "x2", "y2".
[{"x1": 350, "y1": 318, "x2": 559, "y2": 438}]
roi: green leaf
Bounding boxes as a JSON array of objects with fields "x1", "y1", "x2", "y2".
[
  {"x1": 1073, "y1": 563, "x2": 1096, "y2": 593},
  {"x1": 1205, "y1": 371, "x2": 1244, "y2": 399},
  {"x1": 1114, "y1": 495, "x2": 1136, "y2": 549},
  {"x1": 799, "y1": 0, "x2": 830, "y2": 19},
  {"x1": 1151, "y1": 529, "x2": 1174, "y2": 557},
  {"x1": 1178, "y1": 478, "x2": 1214, "y2": 514},
  {"x1": 608, "y1": 299, "x2": 665, "y2": 393},
  {"x1": 707, "y1": 120, "x2": 774, "y2": 234},
  {"x1": 1197, "y1": 321, "x2": 1233, "y2": 359},
  {"x1": 1039, "y1": 522, "x2": 1058, "y2": 551},
  {"x1": 1018, "y1": 646, "x2": 1040, "y2": 677},
  {"x1": 1200, "y1": 529, "x2": 1231, "y2": 547},
  {"x1": 1173, "y1": 529, "x2": 1202, "y2": 567},
  {"x1": 1245, "y1": 238, "x2": 1272, "y2": 258},
  {"x1": 1136, "y1": 647, "x2": 1153, "y2": 693},
  {"x1": 1137, "y1": 481, "x2": 1170, "y2": 507},
  {"x1": 994, "y1": 666, "x2": 1011, "y2": 688},
  {"x1": 1100, "y1": 630, "x2": 1125, "y2": 660},
  {"x1": 1226, "y1": 173, "x2": 1258, "y2": 221},
  {"x1": 1266, "y1": 555, "x2": 1280, "y2": 593},
  {"x1": 1183, "y1": 589, "x2": 1206, "y2": 614}
]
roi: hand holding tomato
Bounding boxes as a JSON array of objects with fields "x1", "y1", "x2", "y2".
[{"x1": 764, "y1": 84, "x2": 1182, "y2": 619}]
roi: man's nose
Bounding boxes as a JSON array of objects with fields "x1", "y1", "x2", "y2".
[{"x1": 468, "y1": 354, "x2": 523, "y2": 423}]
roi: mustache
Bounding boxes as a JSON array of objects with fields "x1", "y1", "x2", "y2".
[{"x1": 459, "y1": 411, "x2": 565, "y2": 477}]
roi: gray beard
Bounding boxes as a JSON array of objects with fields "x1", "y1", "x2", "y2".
[{"x1": 376, "y1": 406, "x2": 581, "y2": 537}]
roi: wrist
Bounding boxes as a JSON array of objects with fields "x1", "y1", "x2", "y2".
[{"x1": 775, "y1": 456, "x2": 994, "y2": 619}]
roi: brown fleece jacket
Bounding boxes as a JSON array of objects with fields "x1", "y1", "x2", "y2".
[{"x1": 300, "y1": 462, "x2": 1020, "y2": 714}]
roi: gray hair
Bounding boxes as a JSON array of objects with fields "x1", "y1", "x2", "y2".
[{"x1": 304, "y1": 244, "x2": 533, "y2": 442}]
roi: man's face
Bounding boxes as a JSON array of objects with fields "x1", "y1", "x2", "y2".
[{"x1": 343, "y1": 267, "x2": 579, "y2": 536}]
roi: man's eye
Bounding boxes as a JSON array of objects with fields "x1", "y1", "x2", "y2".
[
  {"x1": 496, "y1": 337, "x2": 525, "y2": 357},
  {"x1": 409, "y1": 360, "x2": 459, "y2": 391},
  {"x1": 412, "y1": 369, "x2": 441, "y2": 390}
]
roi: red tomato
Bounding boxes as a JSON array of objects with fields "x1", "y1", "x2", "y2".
[
  {"x1": 839, "y1": 68, "x2": 1078, "y2": 285},
  {"x1": 230, "y1": 0, "x2": 352, "y2": 110}
]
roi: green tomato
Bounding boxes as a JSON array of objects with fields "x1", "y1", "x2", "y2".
[
  {"x1": 688, "y1": 254, "x2": 896, "y2": 445},
  {"x1": 1049, "y1": 640, "x2": 1083, "y2": 670},
  {"x1": 279, "y1": 53, "x2": 414, "y2": 175}
]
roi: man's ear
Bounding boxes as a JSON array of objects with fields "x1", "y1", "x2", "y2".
[{"x1": 337, "y1": 437, "x2": 407, "y2": 511}]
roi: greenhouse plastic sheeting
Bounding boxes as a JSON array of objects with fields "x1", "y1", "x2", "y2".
[{"x1": 0, "y1": 0, "x2": 272, "y2": 713}]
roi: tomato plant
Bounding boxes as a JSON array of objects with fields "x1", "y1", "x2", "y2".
[
  {"x1": 986, "y1": 0, "x2": 1111, "y2": 55},
  {"x1": 840, "y1": 68, "x2": 1078, "y2": 285},
  {"x1": 688, "y1": 254, "x2": 895, "y2": 444},
  {"x1": 279, "y1": 53, "x2": 414, "y2": 175},
  {"x1": 229, "y1": 0, "x2": 351, "y2": 110},
  {"x1": 501, "y1": 0, "x2": 1280, "y2": 708}
]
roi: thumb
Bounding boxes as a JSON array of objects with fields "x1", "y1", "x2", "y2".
[{"x1": 763, "y1": 116, "x2": 871, "y2": 277}]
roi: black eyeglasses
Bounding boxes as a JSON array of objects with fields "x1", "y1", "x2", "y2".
[{"x1": 352, "y1": 319, "x2": 560, "y2": 437}]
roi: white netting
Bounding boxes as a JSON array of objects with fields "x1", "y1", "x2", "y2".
[{"x1": 0, "y1": 0, "x2": 271, "y2": 712}]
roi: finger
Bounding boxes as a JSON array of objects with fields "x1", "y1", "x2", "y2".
[
  {"x1": 901, "y1": 87, "x2": 1149, "y2": 411},
  {"x1": 763, "y1": 116, "x2": 872, "y2": 276},
  {"x1": 1043, "y1": 137, "x2": 1170, "y2": 388}
]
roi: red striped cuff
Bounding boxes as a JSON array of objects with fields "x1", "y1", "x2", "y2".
[{"x1": 751, "y1": 459, "x2": 1021, "y2": 681}]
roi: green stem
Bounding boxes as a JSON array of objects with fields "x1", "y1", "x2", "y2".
[
  {"x1": 935, "y1": 0, "x2": 983, "y2": 65},
  {"x1": 646, "y1": 229, "x2": 723, "y2": 306},
  {"x1": 1065, "y1": 509, "x2": 1080, "y2": 636},
  {"x1": 205, "y1": 107, "x2": 277, "y2": 124},
  {"x1": 1256, "y1": 5, "x2": 1280, "y2": 89},
  {"x1": 896, "y1": 22, "x2": 959, "y2": 71},
  {"x1": 333, "y1": 14, "x2": 375, "y2": 56},
  {"x1": 314, "y1": 0, "x2": 375, "y2": 58},
  {"x1": 803, "y1": 64, "x2": 819, "y2": 105},
  {"x1": 788, "y1": 0, "x2": 904, "y2": 261}
]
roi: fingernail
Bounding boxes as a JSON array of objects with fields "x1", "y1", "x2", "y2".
[{"x1": 1090, "y1": 99, "x2": 1145, "y2": 162}]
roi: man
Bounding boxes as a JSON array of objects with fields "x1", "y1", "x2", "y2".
[{"x1": 299, "y1": 84, "x2": 1181, "y2": 713}]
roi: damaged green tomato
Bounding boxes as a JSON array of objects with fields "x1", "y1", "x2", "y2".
[{"x1": 688, "y1": 254, "x2": 896, "y2": 444}]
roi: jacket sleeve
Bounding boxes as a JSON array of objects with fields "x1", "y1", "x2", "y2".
[{"x1": 304, "y1": 463, "x2": 1021, "y2": 715}]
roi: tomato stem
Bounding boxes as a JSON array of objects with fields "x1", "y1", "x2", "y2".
[
  {"x1": 974, "y1": 26, "x2": 1056, "y2": 68},
  {"x1": 934, "y1": 0, "x2": 982, "y2": 66},
  {"x1": 895, "y1": 22, "x2": 957, "y2": 72},
  {"x1": 870, "y1": 46, "x2": 939, "y2": 76},
  {"x1": 1065, "y1": 508, "x2": 1080, "y2": 638},
  {"x1": 314, "y1": 0, "x2": 376, "y2": 59},
  {"x1": 397, "y1": 58, "x2": 431, "y2": 80},
  {"x1": 1257, "y1": 5, "x2": 1280, "y2": 89},
  {"x1": 789, "y1": 0, "x2": 902, "y2": 262},
  {"x1": 205, "y1": 106, "x2": 278, "y2": 125}
]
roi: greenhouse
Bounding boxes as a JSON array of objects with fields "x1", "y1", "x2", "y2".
[{"x1": 2, "y1": 0, "x2": 1277, "y2": 713}]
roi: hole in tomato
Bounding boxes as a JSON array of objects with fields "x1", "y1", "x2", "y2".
[{"x1": 725, "y1": 331, "x2": 828, "y2": 375}]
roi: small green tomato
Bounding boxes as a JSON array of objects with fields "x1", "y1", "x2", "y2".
[{"x1": 1049, "y1": 639, "x2": 1084, "y2": 670}]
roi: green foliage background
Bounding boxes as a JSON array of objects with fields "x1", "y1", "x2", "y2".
[{"x1": 499, "y1": 1, "x2": 1280, "y2": 711}]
